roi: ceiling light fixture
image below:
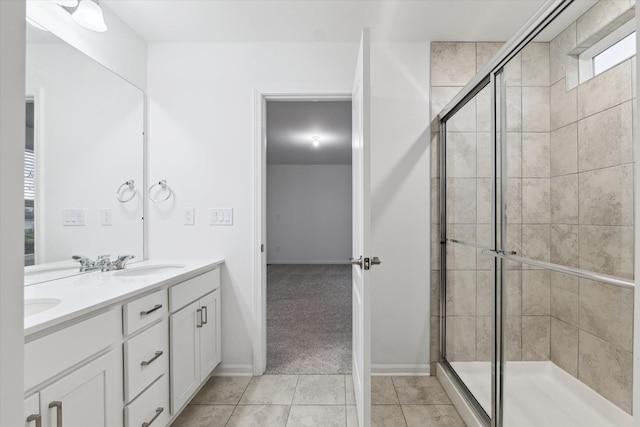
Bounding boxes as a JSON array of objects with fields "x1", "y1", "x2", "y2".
[
  {"x1": 72, "y1": 0, "x2": 107, "y2": 32},
  {"x1": 311, "y1": 135, "x2": 321, "y2": 147}
]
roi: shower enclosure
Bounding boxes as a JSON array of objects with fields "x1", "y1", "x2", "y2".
[{"x1": 433, "y1": 1, "x2": 636, "y2": 426}]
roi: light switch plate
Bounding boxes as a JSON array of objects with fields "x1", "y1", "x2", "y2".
[
  {"x1": 63, "y1": 209, "x2": 85, "y2": 226},
  {"x1": 100, "y1": 208, "x2": 113, "y2": 226},
  {"x1": 209, "y1": 208, "x2": 233, "y2": 225},
  {"x1": 184, "y1": 207, "x2": 195, "y2": 225}
]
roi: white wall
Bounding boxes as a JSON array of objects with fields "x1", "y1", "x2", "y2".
[
  {"x1": 147, "y1": 41, "x2": 431, "y2": 374},
  {"x1": 267, "y1": 164, "x2": 351, "y2": 264},
  {"x1": 0, "y1": 1, "x2": 26, "y2": 426},
  {"x1": 370, "y1": 43, "x2": 431, "y2": 373},
  {"x1": 27, "y1": 43, "x2": 144, "y2": 264},
  {"x1": 26, "y1": 0, "x2": 147, "y2": 91}
]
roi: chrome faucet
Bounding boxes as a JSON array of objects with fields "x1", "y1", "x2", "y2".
[
  {"x1": 114, "y1": 254, "x2": 135, "y2": 270},
  {"x1": 72, "y1": 254, "x2": 112, "y2": 272}
]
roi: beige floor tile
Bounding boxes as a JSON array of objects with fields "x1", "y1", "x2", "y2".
[
  {"x1": 346, "y1": 376, "x2": 356, "y2": 405},
  {"x1": 402, "y1": 404, "x2": 465, "y2": 427},
  {"x1": 293, "y1": 375, "x2": 346, "y2": 405},
  {"x1": 226, "y1": 405, "x2": 290, "y2": 427},
  {"x1": 346, "y1": 405, "x2": 358, "y2": 427},
  {"x1": 392, "y1": 377, "x2": 451, "y2": 405},
  {"x1": 240, "y1": 375, "x2": 298, "y2": 404},
  {"x1": 372, "y1": 405, "x2": 407, "y2": 427},
  {"x1": 170, "y1": 404, "x2": 235, "y2": 427},
  {"x1": 286, "y1": 405, "x2": 346, "y2": 427},
  {"x1": 190, "y1": 376, "x2": 251, "y2": 405},
  {"x1": 372, "y1": 377, "x2": 400, "y2": 404}
]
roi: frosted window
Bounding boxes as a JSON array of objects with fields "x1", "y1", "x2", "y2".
[{"x1": 593, "y1": 32, "x2": 636, "y2": 76}]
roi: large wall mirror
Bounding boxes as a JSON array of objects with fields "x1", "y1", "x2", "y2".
[{"x1": 25, "y1": 20, "x2": 144, "y2": 285}]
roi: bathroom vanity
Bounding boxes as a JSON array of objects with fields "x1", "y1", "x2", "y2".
[{"x1": 23, "y1": 259, "x2": 223, "y2": 427}]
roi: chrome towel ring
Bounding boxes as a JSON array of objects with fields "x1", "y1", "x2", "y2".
[
  {"x1": 148, "y1": 179, "x2": 173, "y2": 203},
  {"x1": 116, "y1": 180, "x2": 137, "y2": 203}
]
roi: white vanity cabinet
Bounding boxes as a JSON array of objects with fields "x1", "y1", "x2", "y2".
[{"x1": 169, "y1": 269, "x2": 221, "y2": 413}]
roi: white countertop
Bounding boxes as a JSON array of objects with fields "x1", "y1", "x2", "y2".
[{"x1": 24, "y1": 259, "x2": 224, "y2": 338}]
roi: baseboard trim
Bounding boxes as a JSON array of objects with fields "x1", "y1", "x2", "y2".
[
  {"x1": 266, "y1": 260, "x2": 350, "y2": 265},
  {"x1": 371, "y1": 364, "x2": 431, "y2": 376},
  {"x1": 212, "y1": 364, "x2": 254, "y2": 377}
]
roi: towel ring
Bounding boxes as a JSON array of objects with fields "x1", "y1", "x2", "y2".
[
  {"x1": 116, "y1": 180, "x2": 137, "y2": 203},
  {"x1": 148, "y1": 179, "x2": 173, "y2": 203}
]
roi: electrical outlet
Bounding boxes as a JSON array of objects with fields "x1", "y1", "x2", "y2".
[
  {"x1": 100, "y1": 208, "x2": 113, "y2": 226},
  {"x1": 184, "y1": 207, "x2": 195, "y2": 225}
]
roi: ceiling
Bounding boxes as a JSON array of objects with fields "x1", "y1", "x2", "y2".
[
  {"x1": 266, "y1": 101, "x2": 352, "y2": 165},
  {"x1": 102, "y1": 0, "x2": 547, "y2": 43}
]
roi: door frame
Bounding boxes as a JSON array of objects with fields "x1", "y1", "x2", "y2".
[{"x1": 252, "y1": 89, "x2": 351, "y2": 375}]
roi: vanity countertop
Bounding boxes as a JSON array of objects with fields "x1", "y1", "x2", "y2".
[{"x1": 24, "y1": 258, "x2": 224, "y2": 338}]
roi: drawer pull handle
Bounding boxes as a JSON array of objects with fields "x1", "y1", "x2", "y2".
[
  {"x1": 142, "y1": 407, "x2": 164, "y2": 427},
  {"x1": 140, "y1": 304, "x2": 163, "y2": 316},
  {"x1": 141, "y1": 351, "x2": 164, "y2": 366},
  {"x1": 26, "y1": 414, "x2": 41, "y2": 427},
  {"x1": 196, "y1": 309, "x2": 203, "y2": 328},
  {"x1": 202, "y1": 306, "x2": 208, "y2": 325},
  {"x1": 48, "y1": 401, "x2": 62, "y2": 427}
]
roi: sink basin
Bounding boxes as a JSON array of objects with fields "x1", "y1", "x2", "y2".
[
  {"x1": 25, "y1": 298, "x2": 61, "y2": 317},
  {"x1": 114, "y1": 264, "x2": 185, "y2": 277}
]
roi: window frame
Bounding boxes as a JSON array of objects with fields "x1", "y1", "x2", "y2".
[{"x1": 578, "y1": 19, "x2": 636, "y2": 83}]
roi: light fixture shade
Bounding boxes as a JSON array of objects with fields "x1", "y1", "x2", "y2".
[
  {"x1": 52, "y1": 0, "x2": 79, "y2": 7},
  {"x1": 72, "y1": 0, "x2": 107, "y2": 32}
]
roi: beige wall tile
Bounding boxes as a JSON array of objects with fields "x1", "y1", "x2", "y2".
[
  {"x1": 578, "y1": 331, "x2": 632, "y2": 414},
  {"x1": 431, "y1": 224, "x2": 440, "y2": 270},
  {"x1": 476, "y1": 316, "x2": 492, "y2": 361},
  {"x1": 522, "y1": 270, "x2": 550, "y2": 315},
  {"x1": 522, "y1": 179, "x2": 550, "y2": 224},
  {"x1": 505, "y1": 52, "x2": 522, "y2": 86},
  {"x1": 522, "y1": 42, "x2": 550, "y2": 86},
  {"x1": 550, "y1": 123, "x2": 578, "y2": 176},
  {"x1": 446, "y1": 239, "x2": 477, "y2": 270},
  {"x1": 477, "y1": 225, "x2": 492, "y2": 265},
  {"x1": 431, "y1": 132, "x2": 439, "y2": 178},
  {"x1": 431, "y1": 270, "x2": 440, "y2": 317},
  {"x1": 431, "y1": 178, "x2": 439, "y2": 224},
  {"x1": 446, "y1": 132, "x2": 477, "y2": 178},
  {"x1": 431, "y1": 315, "x2": 440, "y2": 363},
  {"x1": 578, "y1": 225, "x2": 634, "y2": 279},
  {"x1": 522, "y1": 133, "x2": 550, "y2": 177},
  {"x1": 431, "y1": 42, "x2": 477, "y2": 86},
  {"x1": 550, "y1": 224, "x2": 579, "y2": 269},
  {"x1": 522, "y1": 316, "x2": 550, "y2": 361},
  {"x1": 579, "y1": 278, "x2": 633, "y2": 351},
  {"x1": 505, "y1": 315, "x2": 522, "y2": 361},
  {"x1": 431, "y1": 86, "x2": 463, "y2": 121},
  {"x1": 521, "y1": 225, "x2": 550, "y2": 263},
  {"x1": 506, "y1": 87, "x2": 522, "y2": 131},
  {"x1": 476, "y1": 271, "x2": 492, "y2": 316},
  {"x1": 506, "y1": 224, "x2": 522, "y2": 263},
  {"x1": 522, "y1": 87, "x2": 550, "y2": 132},
  {"x1": 550, "y1": 317, "x2": 578, "y2": 376},
  {"x1": 448, "y1": 97, "x2": 477, "y2": 132},
  {"x1": 550, "y1": 79, "x2": 578, "y2": 131},
  {"x1": 576, "y1": 0, "x2": 632, "y2": 45},
  {"x1": 579, "y1": 164, "x2": 634, "y2": 226},
  {"x1": 476, "y1": 132, "x2": 493, "y2": 178},
  {"x1": 577, "y1": 60, "x2": 632, "y2": 119},
  {"x1": 577, "y1": 100, "x2": 633, "y2": 172},
  {"x1": 550, "y1": 174, "x2": 579, "y2": 224},
  {"x1": 445, "y1": 316, "x2": 476, "y2": 361},
  {"x1": 551, "y1": 273, "x2": 579, "y2": 326},
  {"x1": 506, "y1": 178, "x2": 522, "y2": 224},
  {"x1": 476, "y1": 178, "x2": 492, "y2": 225},
  {"x1": 445, "y1": 178, "x2": 476, "y2": 224},
  {"x1": 550, "y1": 23, "x2": 577, "y2": 85},
  {"x1": 505, "y1": 270, "x2": 522, "y2": 316},
  {"x1": 446, "y1": 270, "x2": 477, "y2": 315},
  {"x1": 506, "y1": 133, "x2": 522, "y2": 177},
  {"x1": 476, "y1": 42, "x2": 503, "y2": 72},
  {"x1": 476, "y1": 85, "x2": 492, "y2": 132}
]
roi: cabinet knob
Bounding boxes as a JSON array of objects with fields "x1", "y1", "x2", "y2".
[
  {"x1": 141, "y1": 351, "x2": 164, "y2": 366},
  {"x1": 142, "y1": 407, "x2": 164, "y2": 427},
  {"x1": 201, "y1": 306, "x2": 208, "y2": 325},
  {"x1": 48, "y1": 401, "x2": 63, "y2": 427},
  {"x1": 26, "y1": 414, "x2": 41, "y2": 427},
  {"x1": 196, "y1": 309, "x2": 203, "y2": 328}
]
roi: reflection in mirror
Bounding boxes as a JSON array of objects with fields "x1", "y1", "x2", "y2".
[{"x1": 24, "y1": 19, "x2": 144, "y2": 285}]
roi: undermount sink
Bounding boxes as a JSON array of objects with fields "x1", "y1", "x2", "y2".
[
  {"x1": 25, "y1": 298, "x2": 61, "y2": 317},
  {"x1": 114, "y1": 264, "x2": 185, "y2": 277}
]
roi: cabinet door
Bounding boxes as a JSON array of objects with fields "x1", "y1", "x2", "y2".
[
  {"x1": 39, "y1": 350, "x2": 122, "y2": 427},
  {"x1": 170, "y1": 300, "x2": 200, "y2": 413},
  {"x1": 199, "y1": 290, "x2": 221, "y2": 377},
  {"x1": 24, "y1": 393, "x2": 40, "y2": 427}
]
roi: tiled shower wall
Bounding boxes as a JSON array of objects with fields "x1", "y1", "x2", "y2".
[{"x1": 429, "y1": 0, "x2": 635, "y2": 413}]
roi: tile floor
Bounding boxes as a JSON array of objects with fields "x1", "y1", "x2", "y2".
[{"x1": 171, "y1": 374, "x2": 465, "y2": 426}]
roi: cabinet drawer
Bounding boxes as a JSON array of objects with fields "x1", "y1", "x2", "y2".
[
  {"x1": 124, "y1": 320, "x2": 169, "y2": 402},
  {"x1": 25, "y1": 309, "x2": 121, "y2": 391},
  {"x1": 169, "y1": 269, "x2": 219, "y2": 312},
  {"x1": 124, "y1": 289, "x2": 168, "y2": 336},
  {"x1": 125, "y1": 375, "x2": 170, "y2": 427}
]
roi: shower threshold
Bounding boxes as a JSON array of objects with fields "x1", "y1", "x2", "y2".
[{"x1": 449, "y1": 361, "x2": 631, "y2": 427}]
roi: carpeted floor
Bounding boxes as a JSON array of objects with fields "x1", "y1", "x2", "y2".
[{"x1": 266, "y1": 264, "x2": 352, "y2": 375}]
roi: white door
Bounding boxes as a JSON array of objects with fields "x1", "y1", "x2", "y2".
[{"x1": 351, "y1": 28, "x2": 372, "y2": 427}]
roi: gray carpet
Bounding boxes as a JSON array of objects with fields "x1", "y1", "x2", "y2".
[{"x1": 266, "y1": 264, "x2": 352, "y2": 375}]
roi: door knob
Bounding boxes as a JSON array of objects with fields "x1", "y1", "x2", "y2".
[{"x1": 349, "y1": 256, "x2": 363, "y2": 268}]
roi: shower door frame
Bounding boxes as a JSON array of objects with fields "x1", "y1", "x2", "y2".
[{"x1": 435, "y1": 1, "x2": 639, "y2": 426}]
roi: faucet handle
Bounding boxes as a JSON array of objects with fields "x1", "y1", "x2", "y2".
[
  {"x1": 115, "y1": 254, "x2": 135, "y2": 270},
  {"x1": 96, "y1": 254, "x2": 111, "y2": 262}
]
